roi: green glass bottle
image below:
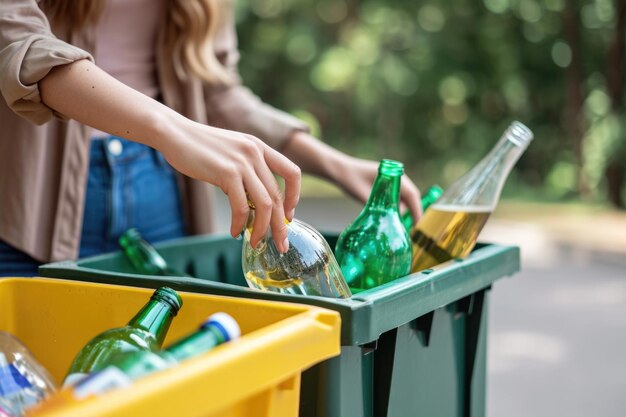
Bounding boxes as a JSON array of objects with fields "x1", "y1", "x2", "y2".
[
  {"x1": 335, "y1": 159, "x2": 411, "y2": 292},
  {"x1": 63, "y1": 287, "x2": 182, "y2": 386},
  {"x1": 31, "y1": 314, "x2": 239, "y2": 411},
  {"x1": 119, "y1": 228, "x2": 188, "y2": 277},
  {"x1": 400, "y1": 185, "x2": 444, "y2": 232},
  {"x1": 90, "y1": 312, "x2": 240, "y2": 381}
]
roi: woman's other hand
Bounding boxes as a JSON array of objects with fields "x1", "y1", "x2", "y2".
[{"x1": 282, "y1": 131, "x2": 422, "y2": 222}]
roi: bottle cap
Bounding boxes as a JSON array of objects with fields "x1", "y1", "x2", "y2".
[
  {"x1": 202, "y1": 312, "x2": 241, "y2": 342},
  {"x1": 152, "y1": 287, "x2": 183, "y2": 315}
]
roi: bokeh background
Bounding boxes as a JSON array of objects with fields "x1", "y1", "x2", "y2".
[
  {"x1": 215, "y1": 0, "x2": 626, "y2": 415},
  {"x1": 234, "y1": 0, "x2": 625, "y2": 207}
]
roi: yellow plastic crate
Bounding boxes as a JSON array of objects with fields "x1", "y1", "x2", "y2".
[{"x1": 0, "y1": 278, "x2": 341, "y2": 417}]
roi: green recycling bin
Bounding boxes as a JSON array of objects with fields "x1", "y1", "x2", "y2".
[{"x1": 40, "y1": 233, "x2": 519, "y2": 417}]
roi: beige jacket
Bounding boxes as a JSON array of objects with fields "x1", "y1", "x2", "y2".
[{"x1": 0, "y1": 0, "x2": 308, "y2": 262}]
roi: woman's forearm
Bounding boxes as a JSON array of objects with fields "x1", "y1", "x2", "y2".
[
  {"x1": 38, "y1": 58, "x2": 300, "y2": 252},
  {"x1": 284, "y1": 131, "x2": 423, "y2": 220},
  {"x1": 282, "y1": 131, "x2": 347, "y2": 181},
  {"x1": 39, "y1": 59, "x2": 176, "y2": 149}
]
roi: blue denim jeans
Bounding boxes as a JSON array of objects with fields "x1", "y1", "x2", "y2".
[{"x1": 0, "y1": 136, "x2": 185, "y2": 276}]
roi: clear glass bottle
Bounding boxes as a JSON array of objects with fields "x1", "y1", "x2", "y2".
[
  {"x1": 64, "y1": 287, "x2": 182, "y2": 386},
  {"x1": 0, "y1": 332, "x2": 56, "y2": 416},
  {"x1": 242, "y1": 207, "x2": 351, "y2": 299},
  {"x1": 410, "y1": 121, "x2": 534, "y2": 272},
  {"x1": 335, "y1": 160, "x2": 411, "y2": 291}
]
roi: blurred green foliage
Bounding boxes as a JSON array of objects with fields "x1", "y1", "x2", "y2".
[{"x1": 234, "y1": 0, "x2": 624, "y2": 203}]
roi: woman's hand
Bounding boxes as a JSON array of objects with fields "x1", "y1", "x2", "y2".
[
  {"x1": 158, "y1": 120, "x2": 300, "y2": 253},
  {"x1": 39, "y1": 60, "x2": 299, "y2": 253},
  {"x1": 282, "y1": 131, "x2": 422, "y2": 221},
  {"x1": 329, "y1": 156, "x2": 422, "y2": 220}
]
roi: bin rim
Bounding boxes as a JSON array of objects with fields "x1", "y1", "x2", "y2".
[{"x1": 39, "y1": 235, "x2": 520, "y2": 346}]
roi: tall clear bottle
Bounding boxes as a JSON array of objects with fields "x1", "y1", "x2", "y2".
[
  {"x1": 0, "y1": 332, "x2": 56, "y2": 416},
  {"x1": 410, "y1": 121, "x2": 534, "y2": 272},
  {"x1": 63, "y1": 287, "x2": 182, "y2": 386},
  {"x1": 335, "y1": 160, "x2": 411, "y2": 291},
  {"x1": 242, "y1": 205, "x2": 351, "y2": 299}
]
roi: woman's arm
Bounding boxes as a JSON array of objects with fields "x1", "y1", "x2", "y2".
[
  {"x1": 282, "y1": 131, "x2": 423, "y2": 221},
  {"x1": 39, "y1": 59, "x2": 299, "y2": 253},
  {"x1": 203, "y1": 6, "x2": 421, "y2": 219}
]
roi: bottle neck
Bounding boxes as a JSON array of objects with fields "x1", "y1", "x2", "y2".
[
  {"x1": 127, "y1": 300, "x2": 176, "y2": 346},
  {"x1": 120, "y1": 234, "x2": 169, "y2": 275},
  {"x1": 472, "y1": 136, "x2": 524, "y2": 200},
  {"x1": 137, "y1": 241, "x2": 168, "y2": 273},
  {"x1": 165, "y1": 327, "x2": 224, "y2": 362},
  {"x1": 440, "y1": 132, "x2": 530, "y2": 208},
  {"x1": 421, "y1": 185, "x2": 443, "y2": 211},
  {"x1": 365, "y1": 173, "x2": 402, "y2": 211},
  {"x1": 243, "y1": 209, "x2": 258, "y2": 245},
  {"x1": 245, "y1": 209, "x2": 255, "y2": 232}
]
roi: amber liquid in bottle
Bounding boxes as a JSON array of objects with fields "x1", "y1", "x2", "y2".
[
  {"x1": 410, "y1": 205, "x2": 491, "y2": 272},
  {"x1": 410, "y1": 121, "x2": 533, "y2": 272}
]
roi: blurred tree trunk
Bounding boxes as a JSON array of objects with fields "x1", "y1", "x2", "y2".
[
  {"x1": 563, "y1": 0, "x2": 588, "y2": 196},
  {"x1": 604, "y1": 0, "x2": 626, "y2": 208}
]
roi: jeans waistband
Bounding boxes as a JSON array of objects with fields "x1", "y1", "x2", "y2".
[{"x1": 90, "y1": 136, "x2": 167, "y2": 166}]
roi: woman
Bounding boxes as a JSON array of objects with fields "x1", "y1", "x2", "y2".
[{"x1": 0, "y1": 0, "x2": 422, "y2": 276}]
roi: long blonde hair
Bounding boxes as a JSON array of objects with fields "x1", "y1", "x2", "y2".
[{"x1": 41, "y1": 0, "x2": 232, "y2": 84}]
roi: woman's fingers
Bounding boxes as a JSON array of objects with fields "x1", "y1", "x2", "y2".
[
  {"x1": 223, "y1": 163, "x2": 289, "y2": 253},
  {"x1": 242, "y1": 171, "x2": 273, "y2": 249},
  {"x1": 252, "y1": 158, "x2": 291, "y2": 254},
  {"x1": 258, "y1": 143, "x2": 301, "y2": 221},
  {"x1": 224, "y1": 177, "x2": 249, "y2": 239},
  {"x1": 400, "y1": 177, "x2": 422, "y2": 222},
  {"x1": 162, "y1": 123, "x2": 300, "y2": 252}
]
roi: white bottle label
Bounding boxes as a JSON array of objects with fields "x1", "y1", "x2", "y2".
[
  {"x1": 63, "y1": 373, "x2": 88, "y2": 388},
  {"x1": 71, "y1": 367, "x2": 132, "y2": 400}
]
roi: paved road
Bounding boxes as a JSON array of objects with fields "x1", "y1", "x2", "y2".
[
  {"x1": 487, "y1": 258, "x2": 626, "y2": 417},
  {"x1": 214, "y1": 194, "x2": 626, "y2": 416}
]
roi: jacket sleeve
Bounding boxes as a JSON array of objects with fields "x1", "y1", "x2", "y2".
[
  {"x1": 204, "y1": 9, "x2": 309, "y2": 150},
  {"x1": 0, "y1": 0, "x2": 94, "y2": 125}
]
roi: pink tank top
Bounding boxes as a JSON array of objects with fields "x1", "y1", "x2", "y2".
[{"x1": 91, "y1": 0, "x2": 163, "y2": 138}]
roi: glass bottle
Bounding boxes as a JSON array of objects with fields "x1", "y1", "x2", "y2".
[
  {"x1": 119, "y1": 229, "x2": 189, "y2": 277},
  {"x1": 335, "y1": 160, "x2": 411, "y2": 292},
  {"x1": 242, "y1": 206, "x2": 351, "y2": 299},
  {"x1": 0, "y1": 332, "x2": 56, "y2": 416},
  {"x1": 410, "y1": 121, "x2": 534, "y2": 272},
  {"x1": 63, "y1": 287, "x2": 182, "y2": 386},
  {"x1": 400, "y1": 185, "x2": 444, "y2": 232},
  {"x1": 94, "y1": 312, "x2": 240, "y2": 379},
  {"x1": 28, "y1": 314, "x2": 240, "y2": 413}
]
